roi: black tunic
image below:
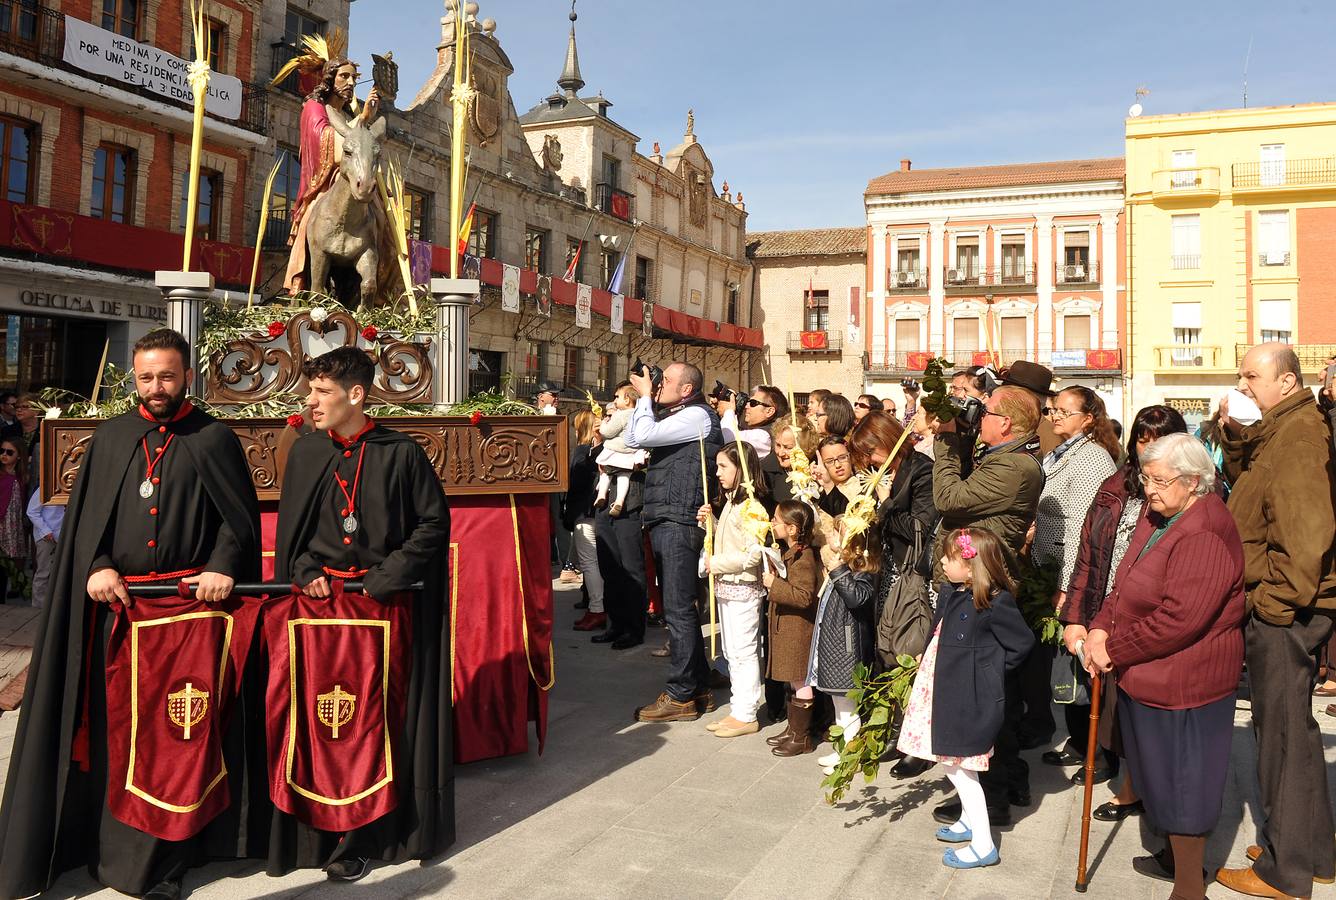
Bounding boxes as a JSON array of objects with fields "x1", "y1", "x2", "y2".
[
  {"x1": 268, "y1": 420, "x2": 453, "y2": 871},
  {"x1": 0, "y1": 404, "x2": 260, "y2": 898}
]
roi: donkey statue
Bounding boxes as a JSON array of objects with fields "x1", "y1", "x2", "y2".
[{"x1": 304, "y1": 115, "x2": 393, "y2": 310}]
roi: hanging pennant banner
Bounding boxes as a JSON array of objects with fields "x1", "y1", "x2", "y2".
[
  {"x1": 501, "y1": 264, "x2": 520, "y2": 313},
  {"x1": 536, "y1": 275, "x2": 552, "y2": 318},
  {"x1": 610, "y1": 293, "x2": 624, "y2": 335},
  {"x1": 642, "y1": 300, "x2": 654, "y2": 337},
  {"x1": 575, "y1": 283, "x2": 592, "y2": 329}
]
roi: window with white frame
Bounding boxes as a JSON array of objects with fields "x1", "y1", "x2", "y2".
[
  {"x1": 1171, "y1": 215, "x2": 1201, "y2": 269},
  {"x1": 1063, "y1": 315, "x2": 1092, "y2": 350},
  {"x1": 1171, "y1": 149, "x2": 1198, "y2": 188},
  {"x1": 1259, "y1": 299, "x2": 1292, "y2": 344},
  {"x1": 952, "y1": 316, "x2": 980, "y2": 355},
  {"x1": 894, "y1": 317, "x2": 920, "y2": 354},
  {"x1": 999, "y1": 316, "x2": 1027, "y2": 355},
  {"x1": 1171, "y1": 302, "x2": 1202, "y2": 366},
  {"x1": 1061, "y1": 231, "x2": 1090, "y2": 282},
  {"x1": 953, "y1": 236, "x2": 979, "y2": 280},
  {"x1": 1260, "y1": 144, "x2": 1286, "y2": 187},
  {"x1": 1257, "y1": 210, "x2": 1290, "y2": 266}
]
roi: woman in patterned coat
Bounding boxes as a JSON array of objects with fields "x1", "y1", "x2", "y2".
[{"x1": 1031, "y1": 385, "x2": 1120, "y2": 779}]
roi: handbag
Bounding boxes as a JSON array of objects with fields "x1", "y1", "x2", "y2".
[
  {"x1": 876, "y1": 519, "x2": 932, "y2": 668},
  {"x1": 1051, "y1": 651, "x2": 1091, "y2": 705}
]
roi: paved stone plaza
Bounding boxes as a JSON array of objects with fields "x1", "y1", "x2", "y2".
[{"x1": 2, "y1": 588, "x2": 1336, "y2": 899}]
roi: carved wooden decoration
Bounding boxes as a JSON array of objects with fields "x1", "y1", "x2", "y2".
[
  {"x1": 206, "y1": 309, "x2": 433, "y2": 405},
  {"x1": 40, "y1": 416, "x2": 568, "y2": 504}
]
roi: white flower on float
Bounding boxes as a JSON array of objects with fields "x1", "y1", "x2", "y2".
[
  {"x1": 310, "y1": 307, "x2": 329, "y2": 324},
  {"x1": 44, "y1": 407, "x2": 61, "y2": 419},
  {"x1": 87, "y1": 405, "x2": 100, "y2": 417}
]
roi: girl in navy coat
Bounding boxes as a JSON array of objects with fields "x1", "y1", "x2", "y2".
[{"x1": 898, "y1": 527, "x2": 1035, "y2": 870}]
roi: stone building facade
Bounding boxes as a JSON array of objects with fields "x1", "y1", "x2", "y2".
[{"x1": 747, "y1": 228, "x2": 868, "y2": 400}]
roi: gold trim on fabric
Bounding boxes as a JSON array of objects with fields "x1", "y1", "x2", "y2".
[
  {"x1": 449, "y1": 542, "x2": 459, "y2": 704},
  {"x1": 126, "y1": 610, "x2": 234, "y2": 813},
  {"x1": 509, "y1": 495, "x2": 555, "y2": 691},
  {"x1": 285, "y1": 618, "x2": 394, "y2": 806}
]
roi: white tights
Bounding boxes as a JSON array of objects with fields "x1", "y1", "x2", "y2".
[
  {"x1": 817, "y1": 695, "x2": 861, "y2": 768},
  {"x1": 943, "y1": 764, "x2": 995, "y2": 860}
]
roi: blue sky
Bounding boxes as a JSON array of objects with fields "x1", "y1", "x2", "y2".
[{"x1": 352, "y1": 0, "x2": 1336, "y2": 232}]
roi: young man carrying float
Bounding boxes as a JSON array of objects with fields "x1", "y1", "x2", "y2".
[
  {"x1": 266, "y1": 346, "x2": 453, "y2": 882},
  {"x1": 0, "y1": 329, "x2": 261, "y2": 900}
]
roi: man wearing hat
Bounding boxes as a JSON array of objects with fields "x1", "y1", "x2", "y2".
[
  {"x1": 534, "y1": 381, "x2": 563, "y2": 416},
  {"x1": 998, "y1": 360, "x2": 1061, "y2": 456}
]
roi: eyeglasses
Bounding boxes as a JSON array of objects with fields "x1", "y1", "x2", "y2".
[
  {"x1": 745, "y1": 398, "x2": 774, "y2": 409},
  {"x1": 1043, "y1": 407, "x2": 1081, "y2": 421},
  {"x1": 822, "y1": 453, "x2": 851, "y2": 466},
  {"x1": 981, "y1": 409, "x2": 1009, "y2": 420},
  {"x1": 853, "y1": 402, "x2": 871, "y2": 410},
  {"x1": 1137, "y1": 473, "x2": 1187, "y2": 490}
]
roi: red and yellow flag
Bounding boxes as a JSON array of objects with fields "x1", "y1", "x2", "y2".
[{"x1": 456, "y1": 202, "x2": 477, "y2": 257}]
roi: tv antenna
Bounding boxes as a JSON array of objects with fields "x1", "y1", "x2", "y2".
[
  {"x1": 1129, "y1": 86, "x2": 1150, "y2": 118},
  {"x1": 1243, "y1": 35, "x2": 1254, "y2": 107}
]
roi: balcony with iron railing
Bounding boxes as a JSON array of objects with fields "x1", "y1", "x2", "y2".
[
  {"x1": 1151, "y1": 167, "x2": 1221, "y2": 204},
  {"x1": 788, "y1": 331, "x2": 842, "y2": 354},
  {"x1": 0, "y1": 5, "x2": 268, "y2": 133},
  {"x1": 866, "y1": 347, "x2": 1122, "y2": 374},
  {"x1": 270, "y1": 41, "x2": 305, "y2": 96},
  {"x1": 943, "y1": 265, "x2": 1037, "y2": 293},
  {"x1": 887, "y1": 269, "x2": 927, "y2": 292},
  {"x1": 1154, "y1": 344, "x2": 1224, "y2": 371},
  {"x1": 1236, "y1": 343, "x2": 1336, "y2": 372},
  {"x1": 1055, "y1": 260, "x2": 1100, "y2": 286},
  {"x1": 595, "y1": 183, "x2": 634, "y2": 222},
  {"x1": 1170, "y1": 254, "x2": 1202, "y2": 271},
  {"x1": 262, "y1": 207, "x2": 292, "y2": 250},
  {"x1": 1233, "y1": 157, "x2": 1336, "y2": 194}
]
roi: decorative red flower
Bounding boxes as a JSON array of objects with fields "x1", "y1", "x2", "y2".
[
  {"x1": 469, "y1": 410, "x2": 484, "y2": 426},
  {"x1": 361, "y1": 325, "x2": 379, "y2": 341},
  {"x1": 267, "y1": 321, "x2": 286, "y2": 338},
  {"x1": 286, "y1": 413, "x2": 304, "y2": 429}
]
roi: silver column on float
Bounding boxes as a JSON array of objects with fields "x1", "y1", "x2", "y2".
[
  {"x1": 430, "y1": 277, "x2": 480, "y2": 407},
  {"x1": 156, "y1": 270, "x2": 215, "y2": 396}
]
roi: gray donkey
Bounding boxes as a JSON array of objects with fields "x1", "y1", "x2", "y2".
[{"x1": 305, "y1": 113, "x2": 389, "y2": 310}]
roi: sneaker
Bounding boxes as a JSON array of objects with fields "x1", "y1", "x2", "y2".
[{"x1": 636, "y1": 692, "x2": 702, "y2": 723}]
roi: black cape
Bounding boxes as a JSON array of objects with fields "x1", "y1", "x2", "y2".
[
  {"x1": 0, "y1": 406, "x2": 261, "y2": 898},
  {"x1": 267, "y1": 423, "x2": 453, "y2": 872}
]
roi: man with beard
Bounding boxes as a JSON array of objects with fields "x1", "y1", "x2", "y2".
[
  {"x1": 0, "y1": 329, "x2": 261, "y2": 900},
  {"x1": 285, "y1": 56, "x2": 382, "y2": 293},
  {"x1": 267, "y1": 347, "x2": 452, "y2": 882}
]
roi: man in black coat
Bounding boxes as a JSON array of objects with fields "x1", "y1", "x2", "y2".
[
  {"x1": 0, "y1": 329, "x2": 261, "y2": 900},
  {"x1": 267, "y1": 347, "x2": 452, "y2": 882}
]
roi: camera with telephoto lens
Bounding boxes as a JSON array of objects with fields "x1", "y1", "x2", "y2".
[
  {"x1": 633, "y1": 359, "x2": 663, "y2": 392},
  {"x1": 953, "y1": 396, "x2": 986, "y2": 432}
]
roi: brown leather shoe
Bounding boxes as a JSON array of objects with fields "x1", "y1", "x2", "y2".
[
  {"x1": 693, "y1": 689, "x2": 716, "y2": 713},
  {"x1": 635, "y1": 692, "x2": 702, "y2": 723},
  {"x1": 1244, "y1": 847, "x2": 1333, "y2": 885},
  {"x1": 1214, "y1": 866, "x2": 1307, "y2": 899}
]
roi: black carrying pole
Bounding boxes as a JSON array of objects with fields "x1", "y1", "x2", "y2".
[{"x1": 124, "y1": 581, "x2": 424, "y2": 597}]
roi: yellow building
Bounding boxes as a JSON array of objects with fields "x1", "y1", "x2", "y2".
[{"x1": 1125, "y1": 102, "x2": 1336, "y2": 428}]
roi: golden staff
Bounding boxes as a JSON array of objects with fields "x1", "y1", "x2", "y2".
[
  {"x1": 246, "y1": 155, "x2": 284, "y2": 309},
  {"x1": 90, "y1": 337, "x2": 110, "y2": 405},
  {"x1": 700, "y1": 432, "x2": 718, "y2": 661},
  {"x1": 447, "y1": 1, "x2": 473, "y2": 279},
  {"x1": 182, "y1": 0, "x2": 212, "y2": 271}
]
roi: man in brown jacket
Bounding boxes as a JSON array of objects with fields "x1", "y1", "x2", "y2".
[{"x1": 1216, "y1": 343, "x2": 1336, "y2": 900}]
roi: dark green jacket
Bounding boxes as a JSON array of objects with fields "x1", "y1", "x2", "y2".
[{"x1": 932, "y1": 431, "x2": 1044, "y2": 574}]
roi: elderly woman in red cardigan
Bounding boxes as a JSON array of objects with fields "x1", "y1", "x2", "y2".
[{"x1": 1084, "y1": 433, "x2": 1246, "y2": 900}]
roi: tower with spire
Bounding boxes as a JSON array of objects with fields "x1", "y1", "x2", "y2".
[{"x1": 518, "y1": 0, "x2": 638, "y2": 210}]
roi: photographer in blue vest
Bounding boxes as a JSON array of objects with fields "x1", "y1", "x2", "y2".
[{"x1": 625, "y1": 360, "x2": 724, "y2": 722}]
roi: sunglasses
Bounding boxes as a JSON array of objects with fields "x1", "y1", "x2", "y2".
[
  {"x1": 0, "y1": 450, "x2": 16, "y2": 457},
  {"x1": 745, "y1": 398, "x2": 774, "y2": 409},
  {"x1": 853, "y1": 402, "x2": 872, "y2": 410}
]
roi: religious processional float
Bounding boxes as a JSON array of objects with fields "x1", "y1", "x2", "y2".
[{"x1": 37, "y1": 4, "x2": 558, "y2": 764}]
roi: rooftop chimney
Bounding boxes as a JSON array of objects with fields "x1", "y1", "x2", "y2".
[{"x1": 900, "y1": 158, "x2": 912, "y2": 172}]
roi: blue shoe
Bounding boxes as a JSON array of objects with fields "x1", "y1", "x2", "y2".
[
  {"x1": 935, "y1": 824, "x2": 971, "y2": 843},
  {"x1": 943, "y1": 847, "x2": 1000, "y2": 869}
]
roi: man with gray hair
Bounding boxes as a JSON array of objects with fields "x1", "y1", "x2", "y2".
[
  {"x1": 625, "y1": 361, "x2": 723, "y2": 721},
  {"x1": 1215, "y1": 343, "x2": 1336, "y2": 899}
]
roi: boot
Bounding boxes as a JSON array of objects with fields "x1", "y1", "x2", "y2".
[
  {"x1": 772, "y1": 697, "x2": 817, "y2": 757},
  {"x1": 766, "y1": 719, "x2": 795, "y2": 747}
]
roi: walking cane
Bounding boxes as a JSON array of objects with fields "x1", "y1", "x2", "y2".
[{"x1": 1075, "y1": 665, "x2": 1103, "y2": 892}]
